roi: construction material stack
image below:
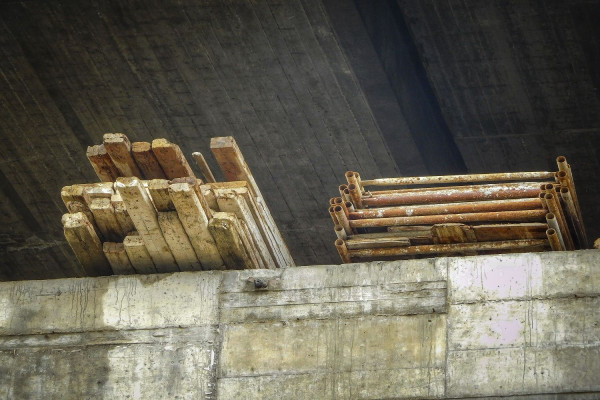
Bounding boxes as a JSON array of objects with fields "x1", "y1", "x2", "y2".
[
  {"x1": 331, "y1": 157, "x2": 587, "y2": 263},
  {"x1": 62, "y1": 134, "x2": 294, "y2": 276}
]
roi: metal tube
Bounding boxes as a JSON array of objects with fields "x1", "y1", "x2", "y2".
[
  {"x1": 350, "y1": 198, "x2": 542, "y2": 220},
  {"x1": 539, "y1": 193, "x2": 548, "y2": 210},
  {"x1": 544, "y1": 193, "x2": 574, "y2": 250},
  {"x1": 545, "y1": 213, "x2": 566, "y2": 250},
  {"x1": 333, "y1": 197, "x2": 343, "y2": 205},
  {"x1": 334, "y1": 205, "x2": 352, "y2": 235},
  {"x1": 345, "y1": 201, "x2": 355, "y2": 213},
  {"x1": 335, "y1": 239, "x2": 351, "y2": 263},
  {"x1": 350, "y1": 209, "x2": 547, "y2": 228},
  {"x1": 345, "y1": 171, "x2": 358, "y2": 187},
  {"x1": 361, "y1": 171, "x2": 556, "y2": 187},
  {"x1": 329, "y1": 206, "x2": 338, "y2": 225},
  {"x1": 334, "y1": 225, "x2": 347, "y2": 240},
  {"x1": 546, "y1": 229, "x2": 563, "y2": 251},
  {"x1": 363, "y1": 182, "x2": 545, "y2": 207},
  {"x1": 348, "y1": 239, "x2": 548, "y2": 258},
  {"x1": 560, "y1": 187, "x2": 588, "y2": 248},
  {"x1": 348, "y1": 183, "x2": 363, "y2": 208},
  {"x1": 329, "y1": 197, "x2": 337, "y2": 205},
  {"x1": 342, "y1": 188, "x2": 352, "y2": 203}
]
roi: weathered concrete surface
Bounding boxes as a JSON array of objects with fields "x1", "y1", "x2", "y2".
[{"x1": 1, "y1": 250, "x2": 599, "y2": 399}]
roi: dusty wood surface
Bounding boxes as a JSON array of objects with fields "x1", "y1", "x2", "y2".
[
  {"x1": 152, "y1": 138, "x2": 195, "y2": 179},
  {"x1": 192, "y1": 152, "x2": 216, "y2": 183},
  {"x1": 115, "y1": 177, "x2": 178, "y2": 272},
  {"x1": 111, "y1": 194, "x2": 135, "y2": 235},
  {"x1": 88, "y1": 198, "x2": 124, "y2": 242},
  {"x1": 123, "y1": 234, "x2": 156, "y2": 274},
  {"x1": 103, "y1": 133, "x2": 143, "y2": 178},
  {"x1": 208, "y1": 212, "x2": 250, "y2": 270},
  {"x1": 103, "y1": 242, "x2": 136, "y2": 275},
  {"x1": 132, "y1": 141, "x2": 167, "y2": 179},
  {"x1": 169, "y1": 182, "x2": 223, "y2": 269},
  {"x1": 148, "y1": 179, "x2": 175, "y2": 212},
  {"x1": 86, "y1": 144, "x2": 119, "y2": 182},
  {"x1": 157, "y1": 211, "x2": 202, "y2": 271},
  {"x1": 62, "y1": 212, "x2": 112, "y2": 276}
]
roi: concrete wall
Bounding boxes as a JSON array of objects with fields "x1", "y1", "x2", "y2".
[{"x1": 1, "y1": 250, "x2": 600, "y2": 399}]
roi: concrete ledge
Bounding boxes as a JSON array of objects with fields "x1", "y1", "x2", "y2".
[{"x1": 0, "y1": 250, "x2": 599, "y2": 399}]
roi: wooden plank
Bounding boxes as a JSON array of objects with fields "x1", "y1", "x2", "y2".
[
  {"x1": 152, "y1": 138, "x2": 195, "y2": 179},
  {"x1": 170, "y1": 176, "x2": 213, "y2": 219},
  {"x1": 115, "y1": 177, "x2": 179, "y2": 273},
  {"x1": 192, "y1": 151, "x2": 216, "y2": 183},
  {"x1": 210, "y1": 181, "x2": 293, "y2": 268},
  {"x1": 123, "y1": 234, "x2": 157, "y2": 274},
  {"x1": 88, "y1": 198, "x2": 124, "y2": 242},
  {"x1": 213, "y1": 188, "x2": 275, "y2": 269},
  {"x1": 62, "y1": 212, "x2": 112, "y2": 276},
  {"x1": 200, "y1": 184, "x2": 219, "y2": 211},
  {"x1": 147, "y1": 179, "x2": 174, "y2": 211},
  {"x1": 168, "y1": 182, "x2": 223, "y2": 269},
  {"x1": 432, "y1": 224, "x2": 476, "y2": 244},
  {"x1": 103, "y1": 133, "x2": 143, "y2": 178},
  {"x1": 210, "y1": 137, "x2": 296, "y2": 267},
  {"x1": 103, "y1": 242, "x2": 136, "y2": 275},
  {"x1": 208, "y1": 212, "x2": 251, "y2": 269},
  {"x1": 235, "y1": 218, "x2": 263, "y2": 270},
  {"x1": 132, "y1": 141, "x2": 167, "y2": 179},
  {"x1": 82, "y1": 183, "x2": 114, "y2": 205},
  {"x1": 86, "y1": 144, "x2": 119, "y2": 182},
  {"x1": 111, "y1": 193, "x2": 135, "y2": 235},
  {"x1": 65, "y1": 200, "x2": 99, "y2": 236},
  {"x1": 157, "y1": 211, "x2": 202, "y2": 271}
]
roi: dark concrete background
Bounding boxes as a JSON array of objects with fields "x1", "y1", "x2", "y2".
[{"x1": 0, "y1": 0, "x2": 598, "y2": 279}]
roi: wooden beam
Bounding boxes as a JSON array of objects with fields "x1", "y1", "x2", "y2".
[
  {"x1": 123, "y1": 234, "x2": 156, "y2": 274},
  {"x1": 103, "y1": 133, "x2": 143, "y2": 178},
  {"x1": 82, "y1": 183, "x2": 114, "y2": 205},
  {"x1": 103, "y1": 242, "x2": 136, "y2": 275},
  {"x1": 152, "y1": 138, "x2": 195, "y2": 179},
  {"x1": 86, "y1": 144, "x2": 119, "y2": 182},
  {"x1": 111, "y1": 193, "x2": 135, "y2": 235},
  {"x1": 88, "y1": 198, "x2": 124, "y2": 242},
  {"x1": 209, "y1": 212, "x2": 252, "y2": 269},
  {"x1": 199, "y1": 184, "x2": 219, "y2": 211},
  {"x1": 62, "y1": 212, "x2": 112, "y2": 276},
  {"x1": 168, "y1": 182, "x2": 223, "y2": 270},
  {"x1": 157, "y1": 211, "x2": 202, "y2": 271},
  {"x1": 115, "y1": 177, "x2": 179, "y2": 272},
  {"x1": 213, "y1": 187, "x2": 275, "y2": 269},
  {"x1": 131, "y1": 141, "x2": 167, "y2": 179},
  {"x1": 147, "y1": 179, "x2": 175, "y2": 212}
]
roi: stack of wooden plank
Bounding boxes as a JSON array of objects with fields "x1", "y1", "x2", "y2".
[
  {"x1": 331, "y1": 156, "x2": 588, "y2": 263},
  {"x1": 62, "y1": 134, "x2": 294, "y2": 276}
]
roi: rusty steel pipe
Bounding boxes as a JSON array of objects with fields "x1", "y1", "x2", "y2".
[
  {"x1": 348, "y1": 239, "x2": 548, "y2": 258},
  {"x1": 333, "y1": 197, "x2": 343, "y2": 205},
  {"x1": 546, "y1": 229, "x2": 563, "y2": 251},
  {"x1": 348, "y1": 183, "x2": 363, "y2": 209},
  {"x1": 349, "y1": 198, "x2": 542, "y2": 220},
  {"x1": 363, "y1": 182, "x2": 545, "y2": 207},
  {"x1": 545, "y1": 213, "x2": 566, "y2": 250},
  {"x1": 345, "y1": 201, "x2": 355, "y2": 213},
  {"x1": 544, "y1": 193, "x2": 574, "y2": 250},
  {"x1": 346, "y1": 171, "x2": 358, "y2": 187},
  {"x1": 335, "y1": 239, "x2": 351, "y2": 263},
  {"x1": 350, "y1": 209, "x2": 547, "y2": 229},
  {"x1": 339, "y1": 184, "x2": 348, "y2": 199},
  {"x1": 372, "y1": 181, "x2": 553, "y2": 196},
  {"x1": 334, "y1": 224, "x2": 347, "y2": 240},
  {"x1": 329, "y1": 206, "x2": 338, "y2": 225},
  {"x1": 334, "y1": 205, "x2": 352, "y2": 235},
  {"x1": 539, "y1": 193, "x2": 548, "y2": 210},
  {"x1": 361, "y1": 172, "x2": 556, "y2": 187},
  {"x1": 342, "y1": 188, "x2": 352, "y2": 203},
  {"x1": 329, "y1": 197, "x2": 337, "y2": 206},
  {"x1": 560, "y1": 187, "x2": 587, "y2": 248}
]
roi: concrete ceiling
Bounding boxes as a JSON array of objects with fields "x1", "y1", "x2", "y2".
[{"x1": 1, "y1": 0, "x2": 598, "y2": 280}]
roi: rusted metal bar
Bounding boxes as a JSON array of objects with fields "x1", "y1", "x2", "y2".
[
  {"x1": 546, "y1": 229, "x2": 563, "y2": 251},
  {"x1": 345, "y1": 171, "x2": 358, "y2": 187},
  {"x1": 334, "y1": 224, "x2": 347, "y2": 240},
  {"x1": 544, "y1": 193, "x2": 574, "y2": 250},
  {"x1": 350, "y1": 209, "x2": 547, "y2": 228},
  {"x1": 345, "y1": 201, "x2": 355, "y2": 213},
  {"x1": 545, "y1": 213, "x2": 566, "y2": 250},
  {"x1": 348, "y1": 239, "x2": 548, "y2": 258},
  {"x1": 346, "y1": 236, "x2": 410, "y2": 250},
  {"x1": 339, "y1": 185, "x2": 351, "y2": 202},
  {"x1": 361, "y1": 172, "x2": 555, "y2": 187},
  {"x1": 334, "y1": 205, "x2": 352, "y2": 235},
  {"x1": 363, "y1": 182, "x2": 546, "y2": 207},
  {"x1": 560, "y1": 187, "x2": 588, "y2": 248},
  {"x1": 335, "y1": 239, "x2": 351, "y2": 263},
  {"x1": 348, "y1": 183, "x2": 363, "y2": 208},
  {"x1": 329, "y1": 197, "x2": 337, "y2": 206},
  {"x1": 350, "y1": 198, "x2": 542, "y2": 220},
  {"x1": 355, "y1": 172, "x2": 364, "y2": 193},
  {"x1": 343, "y1": 188, "x2": 352, "y2": 203},
  {"x1": 539, "y1": 193, "x2": 548, "y2": 210},
  {"x1": 473, "y1": 223, "x2": 548, "y2": 241}
]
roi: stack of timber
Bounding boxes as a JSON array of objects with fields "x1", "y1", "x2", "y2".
[
  {"x1": 332, "y1": 156, "x2": 588, "y2": 263},
  {"x1": 61, "y1": 133, "x2": 294, "y2": 276}
]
